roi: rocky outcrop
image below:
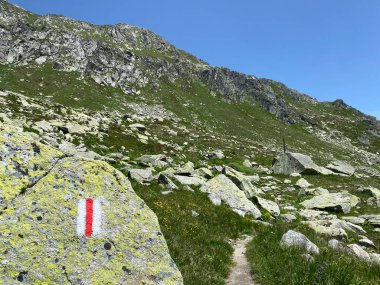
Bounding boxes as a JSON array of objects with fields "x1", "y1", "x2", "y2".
[
  {"x1": 0, "y1": 0, "x2": 321, "y2": 124},
  {"x1": 0, "y1": 122, "x2": 183, "y2": 284}
]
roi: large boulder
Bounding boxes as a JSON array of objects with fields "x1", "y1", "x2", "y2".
[
  {"x1": 0, "y1": 123, "x2": 183, "y2": 284},
  {"x1": 326, "y1": 160, "x2": 355, "y2": 176},
  {"x1": 300, "y1": 191, "x2": 360, "y2": 214},
  {"x1": 200, "y1": 175, "x2": 261, "y2": 218},
  {"x1": 222, "y1": 166, "x2": 262, "y2": 198},
  {"x1": 280, "y1": 230, "x2": 320, "y2": 254},
  {"x1": 272, "y1": 152, "x2": 331, "y2": 175}
]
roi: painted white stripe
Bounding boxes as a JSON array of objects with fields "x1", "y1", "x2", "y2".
[
  {"x1": 76, "y1": 199, "x2": 86, "y2": 236},
  {"x1": 92, "y1": 199, "x2": 102, "y2": 236}
]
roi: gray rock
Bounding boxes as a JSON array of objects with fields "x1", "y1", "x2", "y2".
[
  {"x1": 295, "y1": 178, "x2": 311, "y2": 188},
  {"x1": 58, "y1": 141, "x2": 102, "y2": 160},
  {"x1": 303, "y1": 219, "x2": 366, "y2": 239},
  {"x1": 255, "y1": 197, "x2": 280, "y2": 217},
  {"x1": 341, "y1": 216, "x2": 366, "y2": 225},
  {"x1": 243, "y1": 159, "x2": 252, "y2": 168},
  {"x1": 280, "y1": 230, "x2": 320, "y2": 254},
  {"x1": 174, "y1": 161, "x2": 195, "y2": 175},
  {"x1": 280, "y1": 213, "x2": 297, "y2": 223},
  {"x1": 357, "y1": 186, "x2": 380, "y2": 207},
  {"x1": 299, "y1": 209, "x2": 337, "y2": 221},
  {"x1": 158, "y1": 173, "x2": 178, "y2": 190},
  {"x1": 300, "y1": 191, "x2": 360, "y2": 214},
  {"x1": 194, "y1": 167, "x2": 213, "y2": 179},
  {"x1": 358, "y1": 238, "x2": 377, "y2": 249},
  {"x1": 137, "y1": 154, "x2": 170, "y2": 167},
  {"x1": 200, "y1": 175, "x2": 261, "y2": 218},
  {"x1": 370, "y1": 253, "x2": 380, "y2": 265},
  {"x1": 302, "y1": 253, "x2": 315, "y2": 262},
  {"x1": 172, "y1": 175, "x2": 206, "y2": 187},
  {"x1": 272, "y1": 152, "x2": 330, "y2": 175},
  {"x1": 33, "y1": 120, "x2": 53, "y2": 133},
  {"x1": 129, "y1": 123, "x2": 146, "y2": 132},
  {"x1": 345, "y1": 244, "x2": 371, "y2": 262},
  {"x1": 222, "y1": 166, "x2": 263, "y2": 198},
  {"x1": 206, "y1": 150, "x2": 225, "y2": 159},
  {"x1": 128, "y1": 168, "x2": 153, "y2": 184},
  {"x1": 300, "y1": 187, "x2": 329, "y2": 196},
  {"x1": 326, "y1": 160, "x2": 355, "y2": 176},
  {"x1": 359, "y1": 214, "x2": 380, "y2": 227},
  {"x1": 328, "y1": 239, "x2": 343, "y2": 250},
  {"x1": 303, "y1": 220, "x2": 348, "y2": 239}
]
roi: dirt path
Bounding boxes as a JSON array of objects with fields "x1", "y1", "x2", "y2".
[{"x1": 226, "y1": 235, "x2": 255, "y2": 285}]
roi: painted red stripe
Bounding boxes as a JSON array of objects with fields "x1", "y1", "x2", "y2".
[{"x1": 85, "y1": 198, "x2": 93, "y2": 237}]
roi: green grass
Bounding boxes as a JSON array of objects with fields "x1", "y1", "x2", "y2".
[
  {"x1": 0, "y1": 64, "x2": 130, "y2": 112},
  {"x1": 132, "y1": 182, "x2": 257, "y2": 285},
  {"x1": 247, "y1": 222, "x2": 380, "y2": 285}
]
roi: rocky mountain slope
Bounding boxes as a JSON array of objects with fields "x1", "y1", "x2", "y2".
[{"x1": 0, "y1": 1, "x2": 380, "y2": 284}]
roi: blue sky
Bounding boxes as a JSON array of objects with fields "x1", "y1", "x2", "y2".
[{"x1": 10, "y1": 0, "x2": 380, "y2": 119}]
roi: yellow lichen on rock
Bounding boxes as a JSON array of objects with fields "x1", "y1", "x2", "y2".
[
  {"x1": 0, "y1": 123, "x2": 183, "y2": 284},
  {"x1": 0, "y1": 123, "x2": 65, "y2": 207}
]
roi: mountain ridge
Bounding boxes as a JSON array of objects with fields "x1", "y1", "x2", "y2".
[{"x1": 3, "y1": 0, "x2": 376, "y2": 126}]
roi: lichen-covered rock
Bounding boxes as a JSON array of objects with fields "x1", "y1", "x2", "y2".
[
  {"x1": 222, "y1": 166, "x2": 262, "y2": 198},
  {"x1": 302, "y1": 218, "x2": 366, "y2": 239},
  {"x1": 300, "y1": 191, "x2": 359, "y2": 214},
  {"x1": 0, "y1": 123, "x2": 65, "y2": 207},
  {"x1": 254, "y1": 197, "x2": 280, "y2": 217},
  {"x1": 0, "y1": 123, "x2": 183, "y2": 284},
  {"x1": 194, "y1": 167, "x2": 213, "y2": 179},
  {"x1": 295, "y1": 178, "x2": 311, "y2": 189},
  {"x1": 200, "y1": 174, "x2": 261, "y2": 218}
]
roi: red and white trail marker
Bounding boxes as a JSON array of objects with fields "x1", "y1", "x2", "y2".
[{"x1": 77, "y1": 198, "x2": 102, "y2": 237}]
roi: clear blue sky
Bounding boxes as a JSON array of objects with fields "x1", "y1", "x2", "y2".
[{"x1": 9, "y1": 0, "x2": 380, "y2": 119}]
